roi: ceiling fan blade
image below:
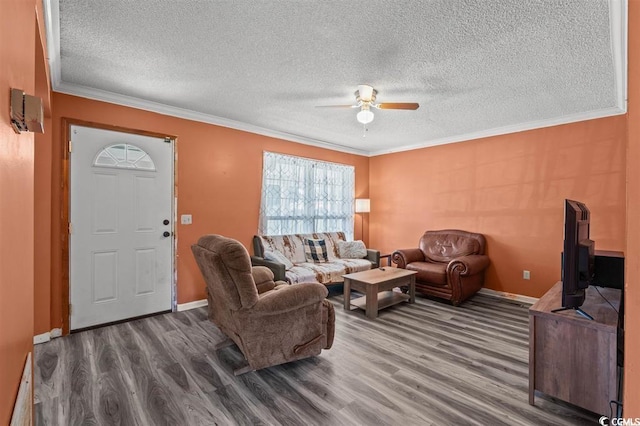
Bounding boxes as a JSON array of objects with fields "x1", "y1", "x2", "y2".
[
  {"x1": 315, "y1": 104, "x2": 358, "y2": 108},
  {"x1": 375, "y1": 102, "x2": 420, "y2": 110}
]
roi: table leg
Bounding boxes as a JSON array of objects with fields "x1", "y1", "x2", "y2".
[
  {"x1": 343, "y1": 277, "x2": 351, "y2": 310},
  {"x1": 529, "y1": 315, "x2": 535, "y2": 405},
  {"x1": 408, "y1": 275, "x2": 415, "y2": 304},
  {"x1": 366, "y1": 283, "x2": 378, "y2": 319}
]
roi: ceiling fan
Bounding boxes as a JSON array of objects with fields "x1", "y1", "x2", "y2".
[{"x1": 317, "y1": 84, "x2": 419, "y2": 125}]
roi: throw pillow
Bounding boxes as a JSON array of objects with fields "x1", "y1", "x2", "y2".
[
  {"x1": 303, "y1": 238, "x2": 329, "y2": 263},
  {"x1": 338, "y1": 240, "x2": 367, "y2": 259},
  {"x1": 263, "y1": 250, "x2": 294, "y2": 270}
]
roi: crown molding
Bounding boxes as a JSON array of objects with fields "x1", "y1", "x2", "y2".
[
  {"x1": 43, "y1": 0, "x2": 367, "y2": 156},
  {"x1": 51, "y1": 80, "x2": 627, "y2": 159},
  {"x1": 43, "y1": 0, "x2": 628, "y2": 159},
  {"x1": 610, "y1": 0, "x2": 628, "y2": 112},
  {"x1": 52, "y1": 82, "x2": 371, "y2": 156},
  {"x1": 368, "y1": 106, "x2": 627, "y2": 156},
  {"x1": 43, "y1": 0, "x2": 61, "y2": 88}
]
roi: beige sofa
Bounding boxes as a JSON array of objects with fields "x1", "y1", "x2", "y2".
[{"x1": 251, "y1": 232, "x2": 380, "y2": 284}]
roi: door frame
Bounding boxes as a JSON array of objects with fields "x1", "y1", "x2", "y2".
[{"x1": 60, "y1": 118, "x2": 178, "y2": 334}]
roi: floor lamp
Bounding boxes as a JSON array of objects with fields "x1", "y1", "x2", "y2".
[{"x1": 355, "y1": 198, "x2": 370, "y2": 242}]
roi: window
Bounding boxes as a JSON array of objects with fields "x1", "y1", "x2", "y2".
[
  {"x1": 259, "y1": 152, "x2": 355, "y2": 239},
  {"x1": 94, "y1": 144, "x2": 156, "y2": 171}
]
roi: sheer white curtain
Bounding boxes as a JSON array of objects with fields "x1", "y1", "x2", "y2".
[{"x1": 259, "y1": 152, "x2": 355, "y2": 239}]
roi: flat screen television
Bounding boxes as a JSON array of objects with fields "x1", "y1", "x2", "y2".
[{"x1": 553, "y1": 199, "x2": 595, "y2": 320}]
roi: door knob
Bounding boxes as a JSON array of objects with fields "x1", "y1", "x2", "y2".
[
  {"x1": 163, "y1": 219, "x2": 170, "y2": 225},
  {"x1": 163, "y1": 231, "x2": 171, "y2": 238}
]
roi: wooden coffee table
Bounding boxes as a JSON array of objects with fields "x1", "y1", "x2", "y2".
[{"x1": 343, "y1": 268, "x2": 417, "y2": 319}]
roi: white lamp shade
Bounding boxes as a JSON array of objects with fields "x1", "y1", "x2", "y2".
[{"x1": 355, "y1": 198, "x2": 370, "y2": 213}]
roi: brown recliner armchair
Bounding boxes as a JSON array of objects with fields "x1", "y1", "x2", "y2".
[
  {"x1": 191, "y1": 234, "x2": 334, "y2": 374},
  {"x1": 392, "y1": 230, "x2": 489, "y2": 306}
]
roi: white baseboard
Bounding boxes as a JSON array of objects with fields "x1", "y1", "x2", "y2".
[
  {"x1": 34, "y1": 327, "x2": 63, "y2": 345},
  {"x1": 479, "y1": 288, "x2": 539, "y2": 305},
  {"x1": 33, "y1": 332, "x2": 50, "y2": 345},
  {"x1": 177, "y1": 299, "x2": 208, "y2": 312},
  {"x1": 10, "y1": 352, "x2": 32, "y2": 426}
]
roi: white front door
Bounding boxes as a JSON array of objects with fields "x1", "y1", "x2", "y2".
[{"x1": 70, "y1": 125, "x2": 173, "y2": 330}]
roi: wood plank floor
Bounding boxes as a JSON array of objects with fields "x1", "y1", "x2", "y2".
[{"x1": 34, "y1": 293, "x2": 601, "y2": 425}]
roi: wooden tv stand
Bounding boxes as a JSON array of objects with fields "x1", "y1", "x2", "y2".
[{"x1": 529, "y1": 281, "x2": 621, "y2": 415}]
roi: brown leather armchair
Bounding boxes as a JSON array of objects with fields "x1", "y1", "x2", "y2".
[
  {"x1": 392, "y1": 230, "x2": 489, "y2": 306},
  {"x1": 191, "y1": 234, "x2": 335, "y2": 374}
]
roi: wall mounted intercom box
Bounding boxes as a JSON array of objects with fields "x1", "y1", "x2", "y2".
[{"x1": 10, "y1": 88, "x2": 44, "y2": 134}]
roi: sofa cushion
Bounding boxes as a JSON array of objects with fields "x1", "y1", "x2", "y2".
[
  {"x1": 284, "y1": 259, "x2": 372, "y2": 284},
  {"x1": 258, "y1": 232, "x2": 347, "y2": 264},
  {"x1": 420, "y1": 234, "x2": 480, "y2": 263},
  {"x1": 256, "y1": 232, "x2": 371, "y2": 285},
  {"x1": 337, "y1": 240, "x2": 367, "y2": 259},
  {"x1": 304, "y1": 238, "x2": 329, "y2": 263},
  {"x1": 297, "y1": 262, "x2": 344, "y2": 284},
  {"x1": 286, "y1": 265, "x2": 320, "y2": 284},
  {"x1": 331, "y1": 258, "x2": 372, "y2": 274},
  {"x1": 263, "y1": 249, "x2": 294, "y2": 270},
  {"x1": 406, "y1": 261, "x2": 447, "y2": 286},
  {"x1": 259, "y1": 235, "x2": 307, "y2": 264},
  {"x1": 293, "y1": 259, "x2": 372, "y2": 284},
  {"x1": 311, "y1": 232, "x2": 345, "y2": 260}
]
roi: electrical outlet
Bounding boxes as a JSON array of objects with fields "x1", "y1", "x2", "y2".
[
  {"x1": 181, "y1": 214, "x2": 192, "y2": 225},
  {"x1": 523, "y1": 270, "x2": 531, "y2": 280}
]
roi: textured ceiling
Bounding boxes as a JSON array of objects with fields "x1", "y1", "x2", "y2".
[{"x1": 45, "y1": 0, "x2": 627, "y2": 155}]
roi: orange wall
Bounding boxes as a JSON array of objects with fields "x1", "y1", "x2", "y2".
[
  {"x1": 34, "y1": 115, "x2": 52, "y2": 336},
  {"x1": 624, "y1": 0, "x2": 640, "y2": 415},
  {"x1": 369, "y1": 116, "x2": 627, "y2": 298},
  {"x1": 47, "y1": 93, "x2": 369, "y2": 327},
  {"x1": 34, "y1": 13, "x2": 53, "y2": 336},
  {"x1": 34, "y1": 1, "x2": 639, "y2": 414},
  {"x1": 0, "y1": 0, "x2": 36, "y2": 423}
]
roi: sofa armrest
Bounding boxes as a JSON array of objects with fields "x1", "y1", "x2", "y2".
[
  {"x1": 251, "y1": 265, "x2": 274, "y2": 282},
  {"x1": 250, "y1": 256, "x2": 286, "y2": 282},
  {"x1": 252, "y1": 235, "x2": 265, "y2": 257},
  {"x1": 392, "y1": 248, "x2": 425, "y2": 269},
  {"x1": 366, "y1": 249, "x2": 380, "y2": 267},
  {"x1": 251, "y1": 266, "x2": 276, "y2": 294},
  {"x1": 252, "y1": 283, "x2": 328, "y2": 314},
  {"x1": 446, "y1": 254, "x2": 490, "y2": 276}
]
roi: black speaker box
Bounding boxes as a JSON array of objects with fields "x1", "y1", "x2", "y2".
[{"x1": 592, "y1": 250, "x2": 624, "y2": 289}]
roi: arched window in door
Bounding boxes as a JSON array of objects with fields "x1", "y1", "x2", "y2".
[{"x1": 93, "y1": 143, "x2": 156, "y2": 171}]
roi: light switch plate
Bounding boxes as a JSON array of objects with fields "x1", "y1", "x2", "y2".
[{"x1": 181, "y1": 214, "x2": 192, "y2": 225}]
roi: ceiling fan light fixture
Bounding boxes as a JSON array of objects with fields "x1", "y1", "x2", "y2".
[
  {"x1": 317, "y1": 85, "x2": 418, "y2": 128},
  {"x1": 357, "y1": 108, "x2": 374, "y2": 124},
  {"x1": 356, "y1": 84, "x2": 376, "y2": 103}
]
